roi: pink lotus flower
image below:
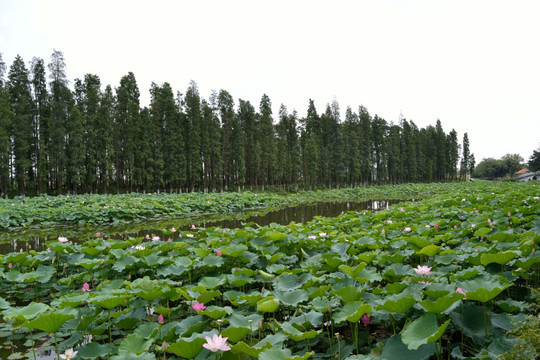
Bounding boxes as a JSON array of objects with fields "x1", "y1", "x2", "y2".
[
  {"x1": 152, "y1": 236, "x2": 160, "y2": 241},
  {"x1": 361, "y1": 314, "x2": 372, "y2": 326},
  {"x1": 222, "y1": 229, "x2": 227, "y2": 234},
  {"x1": 82, "y1": 282, "x2": 91, "y2": 292},
  {"x1": 191, "y1": 224, "x2": 196, "y2": 230},
  {"x1": 414, "y1": 265, "x2": 432, "y2": 275},
  {"x1": 216, "y1": 249, "x2": 222, "y2": 256},
  {"x1": 203, "y1": 333, "x2": 231, "y2": 352},
  {"x1": 158, "y1": 314, "x2": 164, "y2": 324},
  {"x1": 145, "y1": 234, "x2": 150, "y2": 240},
  {"x1": 456, "y1": 287, "x2": 466, "y2": 298},
  {"x1": 308, "y1": 235, "x2": 317, "y2": 240},
  {"x1": 192, "y1": 301, "x2": 206, "y2": 312},
  {"x1": 171, "y1": 227, "x2": 177, "y2": 232},
  {"x1": 8, "y1": 263, "x2": 12, "y2": 269},
  {"x1": 434, "y1": 224, "x2": 439, "y2": 229},
  {"x1": 96, "y1": 232, "x2": 101, "y2": 237},
  {"x1": 58, "y1": 236, "x2": 68, "y2": 243},
  {"x1": 381, "y1": 228, "x2": 385, "y2": 236},
  {"x1": 162, "y1": 341, "x2": 167, "y2": 350}
]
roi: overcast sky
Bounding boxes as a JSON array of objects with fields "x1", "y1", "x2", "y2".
[{"x1": 1, "y1": 0, "x2": 539, "y2": 164}]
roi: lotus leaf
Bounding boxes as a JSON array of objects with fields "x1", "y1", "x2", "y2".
[{"x1": 401, "y1": 313, "x2": 450, "y2": 350}]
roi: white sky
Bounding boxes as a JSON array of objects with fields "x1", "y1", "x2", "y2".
[{"x1": 1, "y1": 0, "x2": 539, "y2": 163}]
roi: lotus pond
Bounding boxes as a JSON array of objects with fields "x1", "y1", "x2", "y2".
[{"x1": 0, "y1": 181, "x2": 539, "y2": 360}]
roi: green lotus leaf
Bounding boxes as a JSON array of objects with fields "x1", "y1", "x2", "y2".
[
  {"x1": 377, "y1": 294, "x2": 416, "y2": 314},
  {"x1": 290, "y1": 310, "x2": 324, "y2": 328},
  {"x1": 175, "y1": 315, "x2": 207, "y2": 337},
  {"x1": 112, "y1": 255, "x2": 137, "y2": 272},
  {"x1": 81, "y1": 247, "x2": 102, "y2": 257},
  {"x1": 309, "y1": 297, "x2": 336, "y2": 312},
  {"x1": 335, "y1": 285, "x2": 363, "y2": 303},
  {"x1": 514, "y1": 255, "x2": 540, "y2": 269},
  {"x1": 227, "y1": 274, "x2": 252, "y2": 287},
  {"x1": 356, "y1": 251, "x2": 378, "y2": 264},
  {"x1": 338, "y1": 263, "x2": 367, "y2": 278},
  {"x1": 401, "y1": 313, "x2": 450, "y2": 350},
  {"x1": 0, "y1": 297, "x2": 9, "y2": 310},
  {"x1": 273, "y1": 289, "x2": 309, "y2": 306},
  {"x1": 91, "y1": 292, "x2": 129, "y2": 309},
  {"x1": 357, "y1": 268, "x2": 382, "y2": 283},
  {"x1": 353, "y1": 236, "x2": 378, "y2": 250},
  {"x1": 419, "y1": 245, "x2": 441, "y2": 257},
  {"x1": 457, "y1": 275, "x2": 510, "y2": 303},
  {"x1": 333, "y1": 302, "x2": 371, "y2": 323},
  {"x1": 197, "y1": 290, "x2": 221, "y2": 304},
  {"x1": 203, "y1": 255, "x2": 225, "y2": 267},
  {"x1": 266, "y1": 231, "x2": 287, "y2": 241},
  {"x1": 383, "y1": 264, "x2": 411, "y2": 280},
  {"x1": 276, "y1": 274, "x2": 302, "y2": 291},
  {"x1": 259, "y1": 346, "x2": 314, "y2": 360},
  {"x1": 473, "y1": 227, "x2": 492, "y2": 238},
  {"x1": 257, "y1": 298, "x2": 280, "y2": 313},
  {"x1": 232, "y1": 341, "x2": 272, "y2": 358},
  {"x1": 408, "y1": 236, "x2": 431, "y2": 249},
  {"x1": 198, "y1": 276, "x2": 226, "y2": 289},
  {"x1": 266, "y1": 264, "x2": 287, "y2": 274},
  {"x1": 76, "y1": 342, "x2": 115, "y2": 359},
  {"x1": 480, "y1": 251, "x2": 518, "y2": 266},
  {"x1": 24, "y1": 308, "x2": 76, "y2": 333},
  {"x1": 227, "y1": 313, "x2": 264, "y2": 328},
  {"x1": 380, "y1": 334, "x2": 436, "y2": 360},
  {"x1": 167, "y1": 335, "x2": 206, "y2": 359},
  {"x1": 199, "y1": 305, "x2": 233, "y2": 319},
  {"x1": 118, "y1": 333, "x2": 153, "y2": 355},
  {"x1": 418, "y1": 293, "x2": 463, "y2": 314},
  {"x1": 495, "y1": 299, "x2": 526, "y2": 313},
  {"x1": 240, "y1": 291, "x2": 263, "y2": 305},
  {"x1": 222, "y1": 326, "x2": 251, "y2": 342},
  {"x1": 449, "y1": 303, "x2": 490, "y2": 345},
  {"x1": 225, "y1": 244, "x2": 248, "y2": 257},
  {"x1": 77, "y1": 258, "x2": 103, "y2": 270},
  {"x1": 491, "y1": 312, "x2": 527, "y2": 332},
  {"x1": 280, "y1": 322, "x2": 321, "y2": 341},
  {"x1": 3, "y1": 302, "x2": 49, "y2": 323},
  {"x1": 384, "y1": 282, "x2": 408, "y2": 295}
]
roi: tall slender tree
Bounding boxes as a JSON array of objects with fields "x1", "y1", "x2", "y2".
[
  {"x1": 0, "y1": 54, "x2": 12, "y2": 197},
  {"x1": 8, "y1": 55, "x2": 34, "y2": 196},
  {"x1": 114, "y1": 72, "x2": 140, "y2": 192},
  {"x1": 258, "y1": 94, "x2": 275, "y2": 190},
  {"x1": 30, "y1": 57, "x2": 49, "y2": 195},
  {"x1": 48, "y1": 50, "x2": 71, "y2": 194}
]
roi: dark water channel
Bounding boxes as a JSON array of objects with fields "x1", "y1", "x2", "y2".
[{"x1": 0, "y1": 199, "x2": 400, "y2": 254}]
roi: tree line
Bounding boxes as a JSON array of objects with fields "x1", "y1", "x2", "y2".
[{"x1": 0, "y1": 51, "x2": 474, "y2": 198}]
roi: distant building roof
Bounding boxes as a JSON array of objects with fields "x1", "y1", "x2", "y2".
[{"x1": 516, "y1": 168, "x2": 530, "y2": 175}]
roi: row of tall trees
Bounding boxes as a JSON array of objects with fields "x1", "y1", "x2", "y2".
[{"x1": 0, "y1": 51, "x2": 473, "y2": 197}]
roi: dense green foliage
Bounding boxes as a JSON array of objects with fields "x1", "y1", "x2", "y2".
[
  {"x1": 0, "y1": 51, "x2": 470, "y2": 197},
  {"x1": 0, "y1": 181, "x2": 538, "y2": 359},
  {"x1": 473, "y1": 154, "x2": 524, "y2": 180},
  {"x1": 0, "y1": 183, "x2": 437, "y2": 229},
  {"x1": 528, "y1": 144, "x2": 540, "y2": 172}
]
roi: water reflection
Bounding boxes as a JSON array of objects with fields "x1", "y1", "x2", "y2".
[{"x1": 0, "y1": 199, "x2": 401, "y2": 254}]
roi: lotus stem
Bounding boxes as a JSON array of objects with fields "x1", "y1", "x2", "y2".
[
  {"x1": 483, "y1": 303, "x2": 488, "y2": 339},
  {"x1": 54, "y1": 332, "x2": 59, "y2": 360}
]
